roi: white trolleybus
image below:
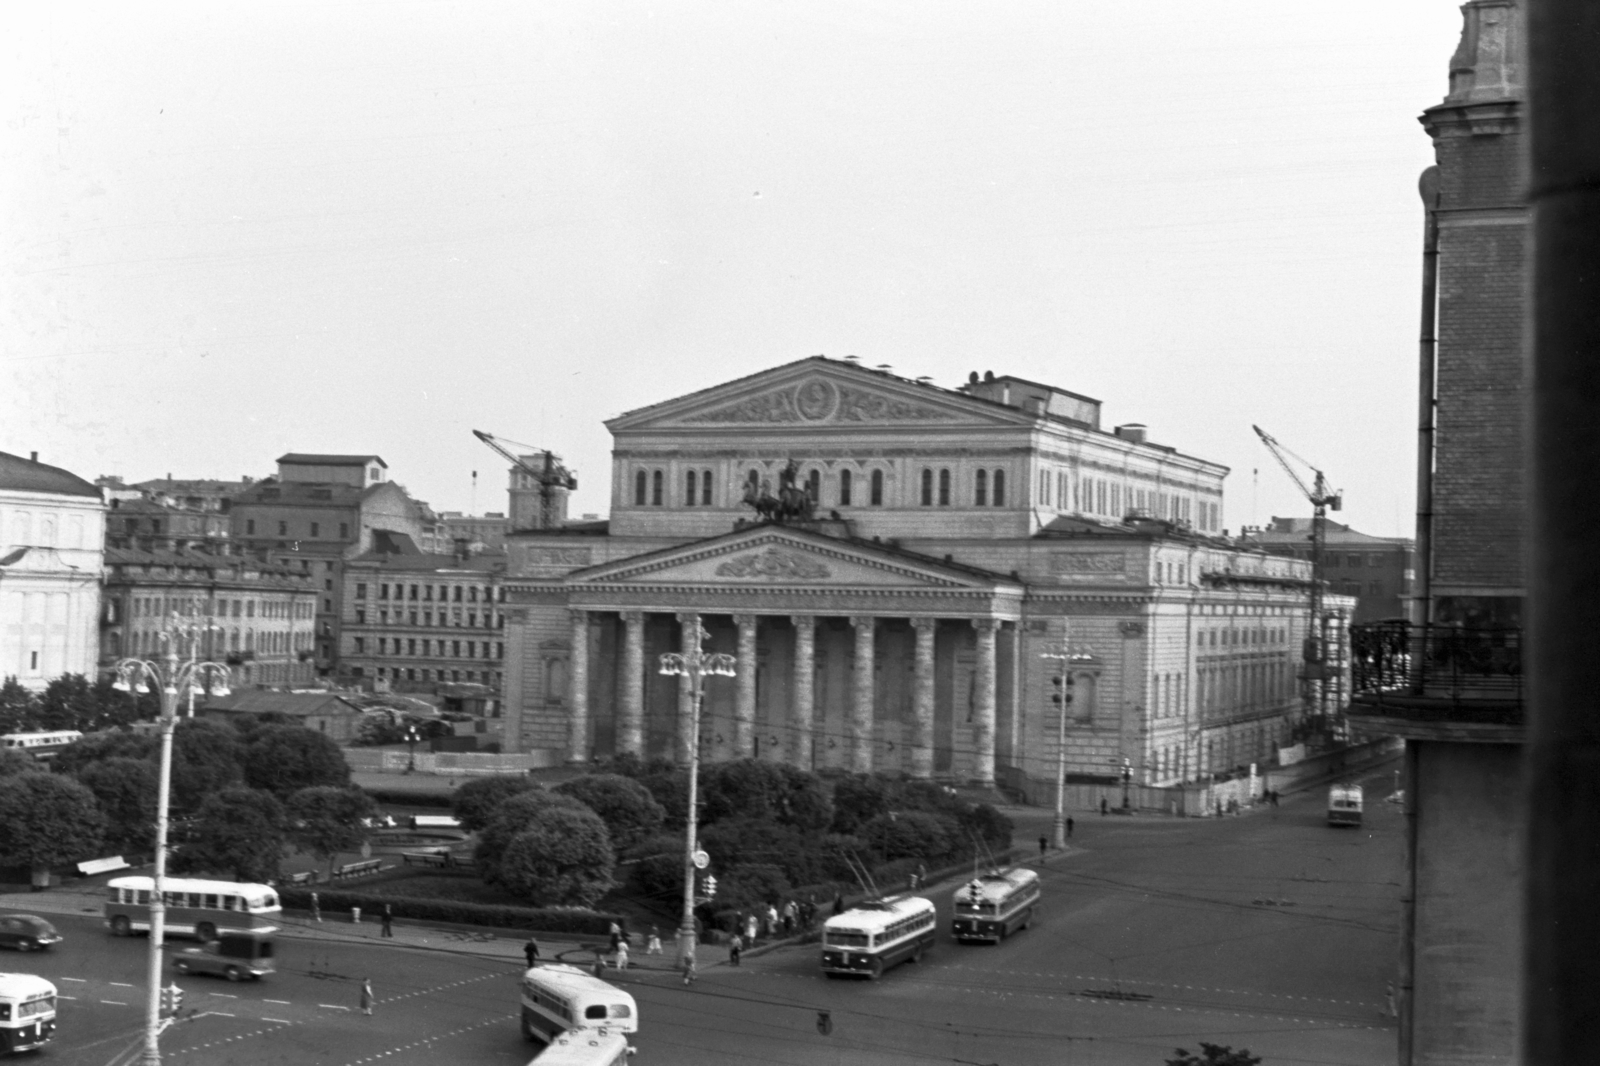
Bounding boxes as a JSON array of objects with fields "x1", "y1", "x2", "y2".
[
  {"x1": 105, "y1": 876, "x2": 281, "y2": 941},
  {"x1": 0, "y1": 731, "x2": 82, "y2": 763},
  {"x1": 519, "y1": 964, "x2": 638, "y2": 1047},
  {"x1": 526, "y1": 1027, "x2": 634, "y2": 1066},
  {"x1": 951, "y1": 867, "x2": 1041, "y2": 943},
  {"x1": 0, "y1": 973, "x2": 56, "y2": 1054},
  {"x1": 820, "y1": 895, "x2": 937, "y2": 979},
  {"x1": 1327, "y1": 784, "x2": 1364, "y2": 827}
]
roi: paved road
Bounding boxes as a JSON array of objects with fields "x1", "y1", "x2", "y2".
[{"x1": 13, "y1": 766, "x2": 1399, "y2": 1065}]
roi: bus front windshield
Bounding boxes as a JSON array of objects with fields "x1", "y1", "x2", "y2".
[{"x1": 825, "y1": 930, "x2": 869, "y2": 948}]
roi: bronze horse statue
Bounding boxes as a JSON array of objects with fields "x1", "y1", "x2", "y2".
[{"x1": 741, "y1": 460, "x2": 815, "y2": 523}]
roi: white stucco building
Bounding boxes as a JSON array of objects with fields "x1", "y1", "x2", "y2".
[{"x1": 0, "y1": 451, "x2": 105, "y2": 689}]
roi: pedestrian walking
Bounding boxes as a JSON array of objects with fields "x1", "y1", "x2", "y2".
[
  {"x1": 614, "y1": 940, "x2": 629, "y2": 971},
  {"x1": 524, "y1": 938, "x2": 540, "y2": 968},
  {"x1": 359, "y1": 978, "x2": 374, "y2": 1016},
  {"x1": 1038, "y1": 834, "x2": 1048, "y2": 857},
  {"x1": 647, "y1": 927, "x2": 663, "y2": 955},
  {"x1": 729, "y1": 933, "x2": 743, "y2": 966},
  {"x1": 608, "y1": 921, "x2": 622, "y2": 953},
  {"x1": 766, "y1": 903, "x2": 779, "y2": 934},
  {"x1": 593, "y1": 954, "x2": 606, "y2": 978},
  {"x1": 380, "y1": 904, "x2": 393, "y2": 938},
  {"x1": 745, "y1": 913, "x2": 758, "y2": 942},
  {"x1": 310, "y1": 892, "x2": 321, "y2": 923},
  {"x1": 1100, "y1": 797, "x2": 1108, "y2": 815},
  {"x1": 681, "y1": 952, "x2": 697, "y2": 985},
  {"x1": 783, "y1": 899, "x2": 798, "y2": 933},
  {"x1": 1066, "y1": 816, "x2": 1074, "y2": 838},
  {"x1": 1385, "y1": 982, "x2": 1397, "y2": 1018},
  {"x1": 351, "y1": 905, "x2": 362, "y2": 924},
  {"x1": 915, "y1": 863, "x2": 926, "y2": 888}
]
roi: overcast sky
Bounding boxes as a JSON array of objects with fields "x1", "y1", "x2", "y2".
[{"x1": 4, "y1": 2, "x2": 1463, "y2": 536}]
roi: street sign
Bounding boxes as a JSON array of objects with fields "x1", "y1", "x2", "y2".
[{"x1": 692, "y1": 849, "x2": 710, "y2": 870}]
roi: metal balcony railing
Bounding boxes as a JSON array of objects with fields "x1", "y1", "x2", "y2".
[{"x1": 1349, "y1": 620, "x2": 1522, "y2": 723}]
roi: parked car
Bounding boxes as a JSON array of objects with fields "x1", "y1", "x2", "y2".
[
  {"x1": 0, "y1": 915, "x2": 62, "y2": 952},
  {"x1": 172, "y1": 931, "x2": 276, "y2": 982}
]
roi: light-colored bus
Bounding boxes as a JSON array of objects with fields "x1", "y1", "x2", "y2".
[
  {"x1": 0, "y1": 731, "x2": 83, "y2": 763},
  {"x1": 951, "y1": 867, "x2": 1041, "y2": 943},
  {"x1": 821, "y1": 895, "x2": 937, "y2": 979},
  {"x1": 105, "y1": 876, "x2": 281, "y2": 941},
  {"x1": 519, "y1": 964, "x2": 638, "y2": 1047},
  {"x1": 1327, "y1": 784, "x2": 1364, "y2": 827},
  {"x1": 527, "y1": 1027, "x2": 634, "y2": 1066},
  {"x1": 0, "y1": 973, "x2": 56, "y2": 1054}
]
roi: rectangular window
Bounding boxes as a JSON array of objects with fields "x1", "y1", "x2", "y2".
[
  {"x1": 452, "y1": 640, "x2": 462, "y2": 657},
  {"x1": 310, "y1": 522, "x2": 320, "y2": 537},
  {"x1": 356, "y1": 637, "x2": 367, "y2": 653},
  {"x1": 410, "y1": 585, "x2": 419, "y2": 600},
  {"x1": 278, "y1": 521, "x2": 287, "y2": 535},
  {"x1": 454, "y1": 586, "x2": 463, "y2": 602},
  {"x1": 340, "y1": 523, "x2": 349, "y2": 538},
  {"x1": 408, "y1": 639, "x2": 417, "y2": 655},
  {"x1": 355, "y1": 609, "x2": 366, "y2": 624},
  {"x1": 357, "y1": 584, "x2": 368, "y2": 599},
  {"x1": 246, "y1": 519, "x2": 255, "y2": 535}
]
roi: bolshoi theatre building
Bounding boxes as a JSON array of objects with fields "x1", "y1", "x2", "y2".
[{"x1": 499, "y1": 356, "x2": 1343, "y2": 793}]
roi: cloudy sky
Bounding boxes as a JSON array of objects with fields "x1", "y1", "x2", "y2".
[{"x1": 4, "y1": 1, "x2": 1462, "y2": 536}]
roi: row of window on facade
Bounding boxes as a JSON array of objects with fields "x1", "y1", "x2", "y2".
[
  {"x1": 4, "y1": 511, "x2": 91, "y2": 550},
  {"x1": 1280, "y1": 550, "x2": 1406, "y2": 568},
  {"x1": 1037, "y1": 471, "x2": 1218, "y2": 530},
  {"x1": 356, "y1": 583, "x2": 502, "y2": 604},
  {"x1": 126, "y1": 596, "x2": 312, "y2": 621},
  {"x1": 354, "y1": 607, "x2": 502, "y2": 629},
  {"x1": 353, "y1": 666, "x2": 501, "y2": 686},
  {"x1": 120, "y1": 626, "x2": 309, "y2": 656},
  {"x1": 243, "y1": 519, "x2": 351, "y2": 539},
  {"x1": 352, "y1": 636, "x2": 504, "y2": 659},
  {"x1": 1150, "y1": 724, "x2": 1282, "y2": 783},
  {"x1": 631, "y1": 466, "x2": 1013, "y2": 508}
]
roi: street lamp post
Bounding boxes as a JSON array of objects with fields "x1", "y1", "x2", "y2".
[
  {"x1": 113, "y1": 611, "x2": 232, "y2": 1066},
  {"x1": 658, "y1": 618, "x2": 736, "y2": 973},
  {"x1": 1042, "y1": 627, "x2": 1095, "y2": 849},
  {"x1": 405, "y1": 725, "x2": 420, "y2": 773}
]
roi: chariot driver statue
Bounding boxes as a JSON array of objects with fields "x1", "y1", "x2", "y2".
[{"x1": 741, "y1": 459, "x2": 816, "y2": 523}]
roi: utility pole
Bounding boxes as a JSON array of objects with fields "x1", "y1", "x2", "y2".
[{"x1": 1043, "y1": 626, "x2": 1094, "y2": 847}]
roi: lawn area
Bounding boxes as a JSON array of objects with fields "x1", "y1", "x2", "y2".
[{"x1": 372, "y1": 870, "x2": 676, "y2": 934}]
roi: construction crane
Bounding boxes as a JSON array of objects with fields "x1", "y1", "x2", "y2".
[
  {"x1": 472, "y1": 430, "x2": 578, "y2": 531},
  {"x1": 1252, "y1": 424, "x2": 1343, "y2": 737}
]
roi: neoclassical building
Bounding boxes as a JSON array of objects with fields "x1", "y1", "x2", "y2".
[{"x1": 502, "y1": 357, "x2": 1338, "y2": 789}]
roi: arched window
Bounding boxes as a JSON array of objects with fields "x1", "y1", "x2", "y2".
[
  {"x1": 974, "y1": 469, "x2": 988, "y2": 506},
  {"x1": 993, "y1": 469, "x2": 1006, "y2": 506},
  {"x1": 634, "y1": 470, "x2": 647, "y2": 506},
  {"x1": 806, "y1": 469, "x2": 820, "y2": 502},
  {"x1": 938, "y1": 469, "x2": 951, "y2": 506},
  {"x1": 651, "y1": 470, "x2": 663, "y2": 506},
  {"x1": 839, "y1": 469, "x2": 853, "y2": 506},
  {"x1": 685, "y1": 470, "x2": 697, "y2": 506},
  {"x1": 920, "y1": 469, "x2": 933, "y2": 506},
  {"x1": 701, "y1": 470, "x2": 712, "y2": 506},
  {"x1": 870, "y1": 469, "x2": 884, "y2": 505}
]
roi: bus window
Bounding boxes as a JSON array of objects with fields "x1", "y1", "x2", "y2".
[
  {"x1": 585, "y1": 1005, "x2": 607, "y2": 1020},
  {"x1": 222, "y1": 896, "x2": 237, "y2": 911},
  {"x1": 204, "y1": 894, "x2": 218, "y2": 910},
  {"x1": 609, "y1": 1004, "x2": 631, "y2": 1019},
  {"x1": 137, "y1": 890, "x2": 150, "y2": 905},
  {"x1": 0, "y1": 1004, "x2": 10, "y2": 1021}
]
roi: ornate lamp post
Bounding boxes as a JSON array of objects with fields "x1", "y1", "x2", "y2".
[
  {"x1": 1042, "y1": 626, "x2": 1096, "y2": 850},
  {"x1": 113, "y1": 611, "x2": 232, "y2": 1066},
  {"x1": 405, "y1": 725, "x2": 420, "y2": 773},
  {"x1": 658, "y1": 617, "x2": 735, "y2": 972}
]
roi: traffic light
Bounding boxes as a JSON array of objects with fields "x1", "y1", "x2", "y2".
[
  {"x1": 1051, "y1": 674, "x2": 1074, "y2": 707},
  {"x1": 162, "y1": 983, "x2": 184, "y2": 1016},
  {"x1": 702, "y1": 875, "x2": 717, "y2": 899}
]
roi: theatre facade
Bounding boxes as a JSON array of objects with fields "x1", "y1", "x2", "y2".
[{"x1": 500, "y1": 357, "x2": 1340, "y2": 791}]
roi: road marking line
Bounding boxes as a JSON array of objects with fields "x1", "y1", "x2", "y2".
[
  {"x1": 58, "y1": 996, "x2": 76, "y2": 1001},
  {"x1": 263, "y1": 1017, "x2": 293, "y2": 1024},
  {"x1": 60, "y1": 977, "x2": 86, "y2": 983},
  {"x1": 110, "y1": 982, "x2": 135, "y2": 987},
  {"x1": 320, "y1": 1004, "x2": 352, "y2": 1011},
  {"x1": 265, "y1": 999, "x2": 290, "y2": 1004},
  {"x1": 101, "y1": 1000, "x2": 127, "y2": 1006},
  {"x1": 209, "y1": 993, "x2": 238, "y2": 998}
]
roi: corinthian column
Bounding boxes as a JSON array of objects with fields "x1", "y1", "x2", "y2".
[
  {"x1": 619, "y1": 611, "x2": 645, "y2": 756},
  {"x1": 910, "y1": 617, "x2": 937, "y2": 779},
  {"x1": 971, "y1": 618, "x2": 998, "y2": 785},
  {"x1": 791, "y1": 615, "x2": 816, "y2": 770},
  {"x1": 675, "y1": 612, "x2": 700, "y2": 764},
  {"x1": 567, "y1": 609, "x2": 590, "y2": 764},
  {"x1": 849, "y1": 615, "x2": 876, "y2": 774},
  {"x1": 733, "y1": 614, "x2": 758, "y2": 759}
]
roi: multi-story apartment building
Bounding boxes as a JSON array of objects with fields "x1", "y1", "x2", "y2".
[
  {"x1": 336, "y1": 532, "x2": 507, "y2": 712},
  {"x1": 1243, "y1": 517, "x2": 1414, "y2": 623},
  {"x1": 0, "y1": 451, "x2": 105, "y2": 689},
  {"x1": 494, "y1": 356, "x2": 1351, "y2": 792},
  {"x1": 437, "y1": 512, "x2": 511, "y2": 551},
  {"x1": 104, "y1": 498, "x2": 232, "y2": 553},
  {"x1": 1347, "y1": 4, "x2": 1525, "y2": 1063},
  {"x1": 230, "y1": 454, "x2": 427, "y2": 676},
  {"x1": 100, "y1": 549, "x2": 318, "y2": 689}
]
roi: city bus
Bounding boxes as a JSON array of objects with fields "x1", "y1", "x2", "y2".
[
  {"x1": 951, "y1": 867, "x2": 1041, "y2": 943},
  {"x1": 0, "y1": 973, "x2": 56, "y2": 1054},
  {"x1": 527, "y1": 1028, "x2": 634, "y2": 1065},
  {"x1": 1327, "y1": 784, "x2": 1364, "y2": 827},
  {"x1": 820, "y1": 895, "x2": 937, "y2": 979},
  {"x1": 0, "y1": 731, "x2": 83, "y2": 763},
  {"x1": 105, "y1": 876, "x2": 281, "y2": 941},
  {"x1": 519, "y1": 964, "x2": 638, "y2": 1046}
]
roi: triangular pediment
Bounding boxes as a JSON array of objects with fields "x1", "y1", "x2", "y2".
[
  {"x1": 568, "y1": 527, "x2": 1010, "y2": 591},
  {"x1": 605, "y1": 357, "x2": 1029, "y2": 433}
]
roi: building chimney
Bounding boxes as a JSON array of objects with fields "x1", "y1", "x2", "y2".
[
  {"x1": 1115, "y1": 423, "x2": 1148, "y2": 444},
  {"x1": 29, "y1": 452, "x2": 37, "y2": 463}
]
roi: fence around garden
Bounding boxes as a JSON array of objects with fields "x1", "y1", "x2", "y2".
[{"x1": 343, "y1": 749, "x2": 562, "y2": 775}]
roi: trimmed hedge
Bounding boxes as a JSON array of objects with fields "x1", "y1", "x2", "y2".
[
  {"x1": 360, "y1": 788, "x2": 456, "y2": 808},
  {"x1": 277, "y1": 886, "x2": 624, "y2": 936}
]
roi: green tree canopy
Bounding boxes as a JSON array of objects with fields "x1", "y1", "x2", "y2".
[
  {"x1": 0, "y1": 678, "x2": 37, "y2": 733},
  {"x1": 243, "y1": 725, "x2": 351, "y2": 797},
  {"x1": 701, "y1": 760, "x2": 832, "y2": 832},
  {"x1": 496, "y1": 806, "x2": 616, "y2": 908},
  {"x1": 52, "y1": 730, "x2": 155, "y2": 777},
  {"x1": 286, "y1": 786, "x2": 376, "y2": 878},
  {"x1": 474, "y1": 789, "x2": 591, "y2": 883},
  {"x1": 0, "y1": 749, "x2": 37, "y2": 779},
  {"x1": 172, "y1": 787, "x2": 287, "y2": 883},
  {"x1": 36, "y1": 674, "x2": 98, "y2": 730},
  {"x1": 830, "y1": 774, "x2": 893, "y2": 834},
  {"x1": 170, "y1": 718, "x2": 245, "y2": 811},
  {"x1": 75, "y1": 757, "x2": 158, "y2": 855},
  {"x1": 553, "y1": 774, "x2": 665, "y2": 850},
  {"x1": 861, "y1": 811, "x2": 955, "y2": 862},
  {"x1": 453, "y1": 775, "x2": 536, "y2": 833},
  {"x1": 0, "y1": 772, "x2": 105, "y2": 879}
]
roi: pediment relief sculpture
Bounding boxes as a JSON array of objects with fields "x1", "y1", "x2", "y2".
[
  {"x1": 713, "y1": 547, "x2": 832, "y2": 581},
  {"x1": 683, "y1": 378, "x2": 959, "y2": 425}
]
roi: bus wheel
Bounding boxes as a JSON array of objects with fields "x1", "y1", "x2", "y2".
[
  {"x1": 910, "y1": 945, "x2": 923, "y2": 964},
  {"x1": 111, "y1": 916, "x2": 131, "y2": 937},
  {"x1": 174, "y1": 961, "x2": 190, "y2": 974},
  {"x1": 868, "y1": 958, "x2": 884, "y2": 980},
  {"x1": 224, "y1": 966, "x2": 242, "y2": 982},
  {"x1": 520, "y1": 1018, "x2": 536, "y2": 1042},
  {"x1": 1020, "y1": 909, "x2": 1031, "y2": 931},
  {"x1": 196, "y1": 922, "x2": 217, "y2": 943}
]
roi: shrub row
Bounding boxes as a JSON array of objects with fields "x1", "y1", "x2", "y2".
[
  {"x1": 359, "y1": 787, "x2": 457, "y2": 809},
  {"x1": 277, "y1": 886, "x2": 624, "y2": 936}
]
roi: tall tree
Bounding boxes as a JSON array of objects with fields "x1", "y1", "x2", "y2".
[
  {"x1": 453, "y1": 775, "x2": 535, "y2": 833},
  {"x1": 75, "y1": 757, "x2": 158, "y2": 856},
  {"x1": 0, "y1": 749, "x2": 36, "y2": 779},
  {"x1": 286, "y1": 786, "x2": 376, "y2": 879},
  {"x1": 172, "y1": 787, "x2": 287, "y2": 883},
  {"x1": 36, "y1": 674, "x2": 98, "y2": 730},
  {"x1": 496, "y1": 807, "x2": 616, "y2": 908},
  {"x1": 243, "y1": 725, "x2": 351, "y2": 797},
  {"x1": 552, "y1": 774, "x2": 665, "y2": 849},
  {"x1": 474, "y1": 789, "x2": 590, "y2": 884},
  {"x1": 701, "y1": 759, "x2": 832, "y2": 831},
  {"x1": 0, "y1": 678, "x2": 37, "y2": 733},
  {"x1": 169, "y1": 718, "x2": 245, "y2": 812},
  {"x1": 0, "y1": 773, "x2": 105, "y2": 885}
]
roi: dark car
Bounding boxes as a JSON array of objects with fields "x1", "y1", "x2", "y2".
[
  {"x1": 0, "y1": 915, "x2": 62, "y2": 952},
  {"x1": 172, "y1": 931, "x2": 275, "y2": 982}
]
